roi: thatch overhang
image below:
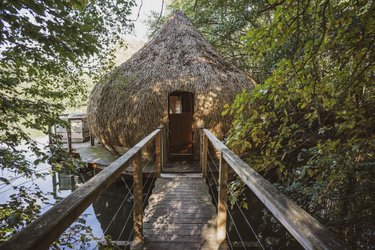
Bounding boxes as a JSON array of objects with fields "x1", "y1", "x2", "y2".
[{"x1": 87, "y1": 11, "x2": 255, "y2": 151}]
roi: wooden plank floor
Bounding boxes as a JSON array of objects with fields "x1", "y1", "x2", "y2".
[
  {"x1": 132, "y1": 173, "x2": 227, "y2": 250},
  {"x1": 162, "y1": 160, "x2": 200, "y2": 173}
]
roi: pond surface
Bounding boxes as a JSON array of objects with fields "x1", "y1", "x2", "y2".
[{"x1": 0, "y1": 136, "x2": 155, "y2": 249}]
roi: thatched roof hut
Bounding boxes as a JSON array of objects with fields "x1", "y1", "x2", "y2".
[{"x1": 87, "y1": 11, "x2": 255, "y2": 158}]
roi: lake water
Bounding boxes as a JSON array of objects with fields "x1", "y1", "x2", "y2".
[{"x1": 0, "y1": 136, "x2": 156, "y2": 249}]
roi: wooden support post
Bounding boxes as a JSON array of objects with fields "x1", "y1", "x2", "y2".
[
  {"x1": 90, "y1": 132, "x2": 95, "y2": 146},
  {"x1": 53, "y1": 124, "x2": 57, "y2": 143},
  {"x1": 48, "y1": 125, "x2": 52, "y2": 145},
  {"x1": 163, "y1": 126, "x2": 167, "y2": 167},
  {"x1": 67, "y1": 119, "x2": 72, "y2": 154},
  {"x1": 217, "y1": 151, "x2": 228, "y2": 243},
  {"x1": 201, "y1": 130, "x2": 208, "y2": 178},
  {"x1": 160, "y1": 127, "x2": 164, "y2": 168},
  {"x1": 155, "y1": 132, "x2": 161, "y2": 177},
  {"x1": 133, "y1": 152, "x2": 143, "y2": 242},
  {"x1": 200, "y1": 129, "x2": 203, "y2": 170}
]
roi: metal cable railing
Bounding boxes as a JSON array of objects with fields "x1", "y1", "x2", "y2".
[
  {"x1": 208, "y1": 149, "x2": 262, "y2": 249},
  {"x1": 208, "y1": 149, "x2": 266, "y2": 249},
  {"x1": 201, "y1": 128, "x2": 349, "y2": 250},
  {"x1": 103, "y1": 179, "x2": 134, "y2": 235},
  {"x1": 0, "y1": 166, "x2": 51, "y2": 189},
  {"x1": 224, "y1": 180, "x2": 265, "y2": 250},
  {"x1": 206, "y1": 156, "x2": 234, "y2": 250}
]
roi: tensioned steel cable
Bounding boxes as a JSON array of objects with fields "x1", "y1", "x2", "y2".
[
  {"x1": 207, "y1": 150, "x2": 220, "y2": 171},
  {"x1": 103, "y1": 182, "x2": 134, "y2": 235},
  {"x1": 115, "y1": 199, "x2": 135, "y2": 243},
  {"x1": 126, "y1": 227, "x2": 134, "y2": 248},
  {"x1": 221, "y1": 192, "x2": 247, "y2": 249},
  {"x1": 0, "y1": 166, "x2": 51, "y2": 189},
  {"x1": 206, "y1": 157, "x2": 233, "y2": 250},
  {"x1": 225, "y1": 181, "x2": 266, "y2": 250},
  {"x1": 116, "y1": 148, "x2": 157, "y2": 244},
  {"x1": 122, "y1": 176, "x2": 134, "y2": 199},
  {"x1": 208, "y1": 150, "x2": 251, "y2": 249},
  {"x1": 208, "y1": 148, "x2": 265, "y2": 249},
  {"x1": 104, "y1": 146, "x2": 153, "y2": 234}
]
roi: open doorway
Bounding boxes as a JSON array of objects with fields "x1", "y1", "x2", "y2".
[
  {"x1": 168, "y1": 91, "x2": 194, "y2": 159},
  {"x1": 166, "y1": 91, "x2": 200, "y2": 172}
]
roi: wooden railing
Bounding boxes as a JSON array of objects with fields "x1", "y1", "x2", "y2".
[
  {"x1": 48, "y1": 117, "x2": 96, "y2": 154},
  {"x1": 200, "y1": 128, "x2": 349, "y2": 250},
  {"x1": 0, "y1": 126, "x2": 166, "y2": 250}
]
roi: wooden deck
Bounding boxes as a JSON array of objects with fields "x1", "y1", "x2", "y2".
[
  {"x1": 132, "y1": 173, "x2": 227, "y2": 250},
  {"x1": 76, "y1": 145, "x2": 156, "y2": 176},
  {"x1": 162, "y1": 160, "x2": 200, "y2": 173}
]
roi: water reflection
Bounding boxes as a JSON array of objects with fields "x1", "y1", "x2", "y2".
[
  {"x1": 93, "y1": 180, "x2": 134, "y2": 242},
  {"x1": 0, "y1": 136, "x2": 154, "y2": 249}
]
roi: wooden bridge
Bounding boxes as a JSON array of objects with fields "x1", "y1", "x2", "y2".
[{"x1": 1, "y1": 126, "x2": 349, "y2": 250}]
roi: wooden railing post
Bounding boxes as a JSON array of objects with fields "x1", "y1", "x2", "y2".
[
  {"x1": 161, "y1": 126, "x2": 165, "y2": 168},
  {"x1": 163, "y1": 126, "x2": 167, "y2": 167},
  {"x1": 48, "y1": 125, "x2": 52, "y2": 145},
  {"x1": 133, "y1": 152, "x2": 143, "y2": 242},
  {"x1": 201, "y1": 129, "x2": 208, "y2": 178},
  {"x1": 217, "y1": 151, "x2": 228, "y2": 242},
  {"x1": 67, "y1": 118, "x2": 72, "y2": 154},
  {"x1": 90, "y1": 132, "x2": 95, "y2": 146},
  {"x1": 156, "y1": 132, "x2": 161, "y2": 177}
]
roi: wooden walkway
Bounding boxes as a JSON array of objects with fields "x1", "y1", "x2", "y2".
[{"x1": 132, "y1": 173, "x2": 227, "y2": 250}]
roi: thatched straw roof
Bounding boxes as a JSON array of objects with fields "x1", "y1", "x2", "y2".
[{"x1": 87, "y1": 11, "x2": 255, "y2": 149}]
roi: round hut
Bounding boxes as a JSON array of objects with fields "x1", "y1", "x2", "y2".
[{"x1": 87, "y1": 11, "x2": 255, "y2": 160}]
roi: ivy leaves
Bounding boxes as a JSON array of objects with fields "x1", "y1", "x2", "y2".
[
  {"x1": 224, "y1": 0, "x2": 375, "y2": 248},
  {"x1": 0, "y1": 0, "x2": 135, "y2": 169}
]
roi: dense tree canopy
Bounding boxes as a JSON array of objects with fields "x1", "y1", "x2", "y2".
[
  {"x1": 0, "y1": 0, "x2": 135, "y2": 241},
  {"x1": 0, "y1": 0, "x2": 135, "y2": 178},
  {"x1": 165, "y1": 0, "x2": 375, "y2": 248}
]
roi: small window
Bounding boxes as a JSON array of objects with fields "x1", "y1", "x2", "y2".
[
  {"x1": 169, "y1": 95, "x2": 182, "y2": 114},
  {"x1": 169, "y1": 92, "x2": 193, "y2": 114}
]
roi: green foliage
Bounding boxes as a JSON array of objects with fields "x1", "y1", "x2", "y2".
[
  {"x1": 227, "y1": 177, "x2": 248, "y2": 210},
  {"x1": 0, "y1": 185, "x2": 45, "y2": 242},
  {"x1": 224, "y1": 0, "x2": 375, "y2": 248},
  {"x1": 52, "y1": 214, "x2": 98, "y2": 249},
  {"x1": 0, "y1": 0, "x2": 136, "y2": 244},
  {"x1": 0, "y1": 0, "x2": 135, "y2": 170}
]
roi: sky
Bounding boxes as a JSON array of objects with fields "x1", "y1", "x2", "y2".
[
  {"x1": 114, "y1": 0, "x2": 169, "y2": 64},
  {"x1": 129, "y1": 0, "x2": 167, "y2": 40}
]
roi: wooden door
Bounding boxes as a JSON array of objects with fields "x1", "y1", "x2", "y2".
[{"x1": 168, "y1": 92, "x2": 194, "y2": 156}]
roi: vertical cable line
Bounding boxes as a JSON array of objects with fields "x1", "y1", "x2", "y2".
[{"x1": 125, "y1": 149, "x2": 157, "y2": 244}]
